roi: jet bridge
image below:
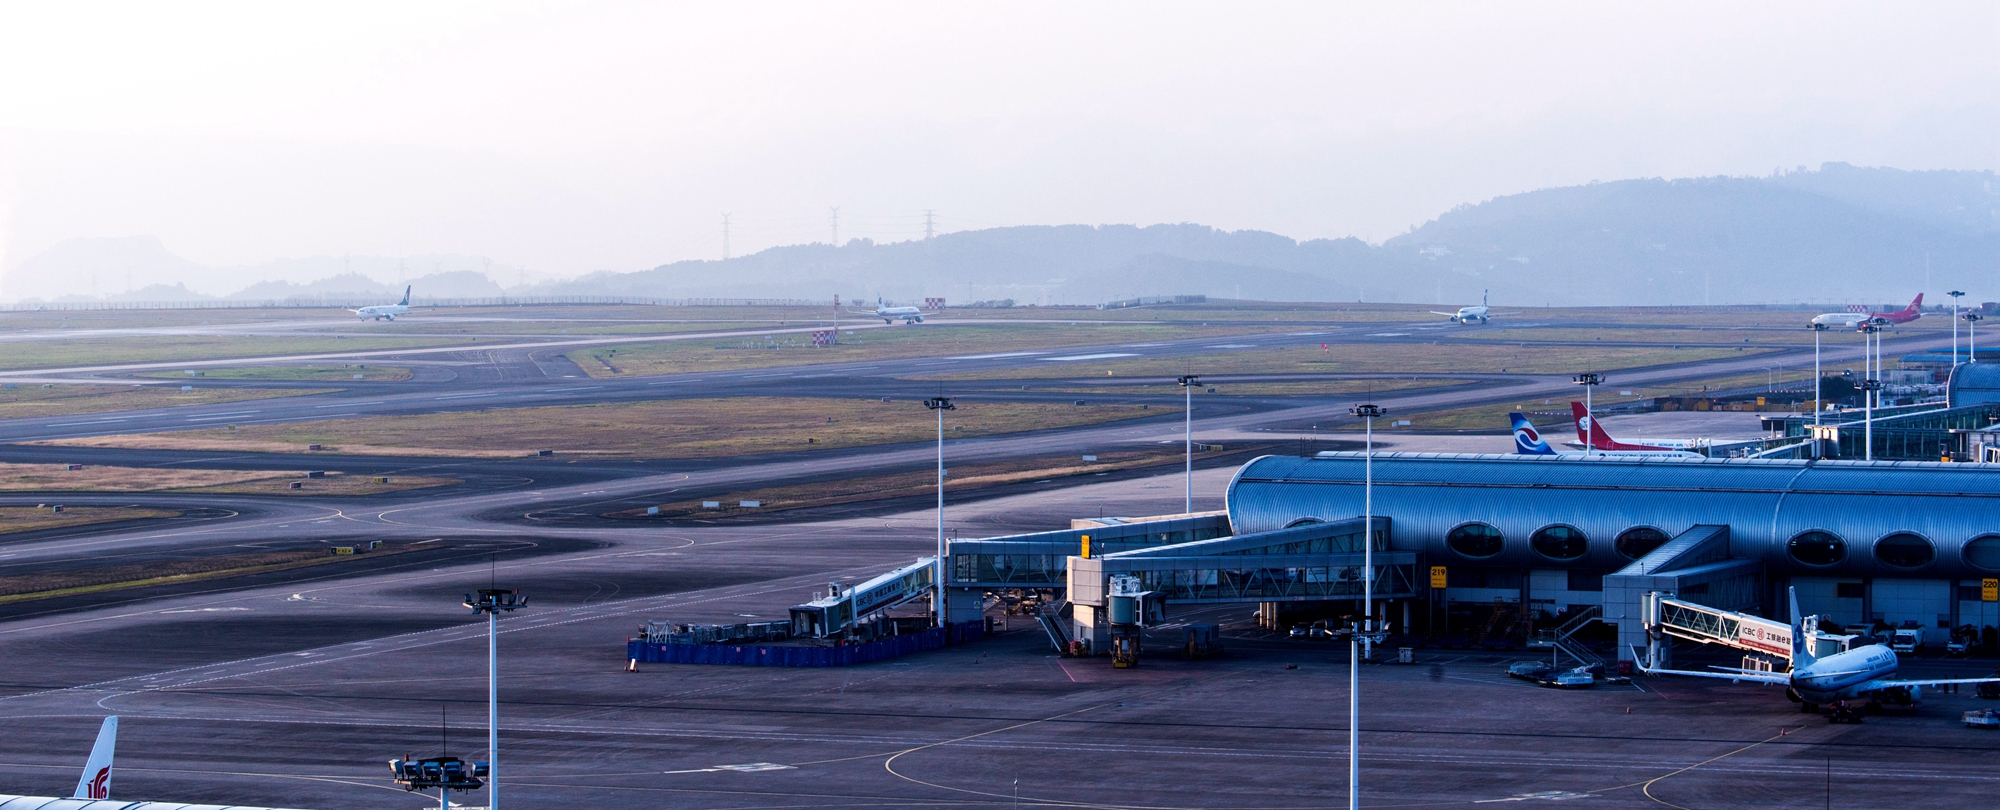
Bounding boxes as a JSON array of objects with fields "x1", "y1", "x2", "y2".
[
  {"x1": 789, "y1": 557, "x2": 937, "y2": 639},
  {"x1": 1638, "y1": 592, "x2": 1854, "y2": 671}
]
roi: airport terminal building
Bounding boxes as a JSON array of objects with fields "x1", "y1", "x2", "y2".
[{"x1": 1222, "y1": 452, "x2": 2000, "y2": 660}]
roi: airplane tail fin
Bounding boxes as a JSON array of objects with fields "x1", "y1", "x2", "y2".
[
  {"x1": 73, "y1": 716, "x2": 115, "y2": 800},
  {"x1": 1789, "y1": 586, "x2": 1814, "y2": 666},
  {"x1": 1482, "y1": 288, "x2": 1489, "y2": 307},
  {"x1": 1908, "y1": 292, "x2": 1924, "y2": 312},
  {"x1": 1510, "y1": 413, "x2": 1556, "y2": 455},
  {"x1": 398, "y1": 285, "x2": 411, "y2": 306},
  {"x1": 1570, "y1": 401, "x2": 1618, "y2": 451}
]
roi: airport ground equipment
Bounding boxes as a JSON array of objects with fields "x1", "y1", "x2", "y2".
[
  {"x1": 1185, "y1": 624, "x2": 1222, "y2": 659},
  {"x1": 789, "y1": 557, "x2": 938, "y2": 639}
]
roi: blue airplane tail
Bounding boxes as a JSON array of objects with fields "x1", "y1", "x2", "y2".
[{"x1": 1511, "y1": 413, "x2": 1556, "y2": 454}]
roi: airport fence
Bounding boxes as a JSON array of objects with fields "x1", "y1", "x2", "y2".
[{"x1": 626, "y1": 620, "x2": 985, "y2": 667}]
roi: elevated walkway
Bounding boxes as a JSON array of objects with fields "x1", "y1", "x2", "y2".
[
  {"x1": 949, "y1": 512, "x2": 1231, "y2": 590},
  {"x1": 789, "y1": 557, "x2": 937, "y2": 639},
  {"x1": 1637, "y1": 592, "x2": 1854, "y2": 671},
  {"x1": 1068, "y1": 516, "x2": 1417, "y2": 606}
]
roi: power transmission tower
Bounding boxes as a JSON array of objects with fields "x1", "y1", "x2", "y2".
[
  {"x1": 924, "y1": 210, "x2": 935, "y2": 240},
  {"x1": 722, "y1": 213, "x2": 731, "y2": 260},
  {"x1": 829, "y1": 207, "x2": 840, "y2": 246}
]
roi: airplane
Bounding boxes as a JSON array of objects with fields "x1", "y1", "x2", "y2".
[
  {"x1": 851, "y1": 297, "x2": 925, "y2": 325},
  {"x1": 1809, "y1": 293, "x2": 1924, "y2": 331},
  {"x1": 1569, "y1": 402, "x2": 1704, "y2": 453},
  {"x1": 1511, "y1": 413, "x2": 1698, "y2": 458},
  {"x1": 352, "y1": 286, "x2": 412, "y2": 321},
  {"x1": 1429, "y1": 290, "x2": 1519, "y2": 325},
  {"x1": 0, "y1": 716, "x2": 311, "y2": 809},
  {"x1": 1638, "y1": 587, "x2": 2000, "y2": 721}
]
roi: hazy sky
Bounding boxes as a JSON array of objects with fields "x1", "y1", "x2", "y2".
[{"x1": 0, "y1": 2, "x2": 1995, "y2": 293}]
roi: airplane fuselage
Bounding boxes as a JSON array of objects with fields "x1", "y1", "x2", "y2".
[
  {"x1": 1791, "y1": 644, "x2": 1904, "y2": 704},
  {"x1": 1449, "y1": 305, "x2": 1489, "y2": 324},
  {"x1": 355, "y1": 304, "x2": 408, "y2": 321}
]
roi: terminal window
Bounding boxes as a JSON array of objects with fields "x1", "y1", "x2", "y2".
[{"x1": 1836, "y1": 582, "x2": 1865, "y2": 599}]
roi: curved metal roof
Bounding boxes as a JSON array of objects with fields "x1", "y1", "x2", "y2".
[
  {"x1": 1227, "y1": 452, "x2": 2000, "y2": 578},
  {"x1": 1950, "y1": 362, "x2": 2000, "y2": 407}
]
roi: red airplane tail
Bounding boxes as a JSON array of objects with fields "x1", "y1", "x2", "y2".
[{"x1": 1570, "y1": 401, "x2": 1673, "y2": 452}]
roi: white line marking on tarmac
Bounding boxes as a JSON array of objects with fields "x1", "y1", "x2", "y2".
[
  {"x1": 48, "y1": 418, "x2": 129, "y2": 426},
  {"x1": 948, "y1": 351, "x2": 1045, "y2": 360},
  {"x1": 315, "y1": 400, "x2": 382, "y2": 408},
  {"x1": 1041, "y1": 353, "x2": 1138, "y2": 361}
]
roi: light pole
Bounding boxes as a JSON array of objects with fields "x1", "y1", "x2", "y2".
[
  {"x1": 1178, "y1": 375, "x2": 1199, "y2": 513},
  {"x1": 925, "y1": 396, "x2": 955, "y2": 628},
  {"x1": 1810, "y1": 323, "x2": 1827, "y2": 427},
  {"x1": 1347, "y1": 401, "x2": 1383, "y2": 810},
  {"x1": 1858, "y1": 323, "x2": 1881, "y2": 461},
  {"x1": 1571, "y1": 373, "x2": 1603, "y2": 455},
  {"x1": 1967, "y1": 312, "x2": 1983, "y2": 365},
  {"x1": 464, "y1": 587, "x2": 525, "y2": 810},
  {"x1": 1950, "y1": 291, "x2": 1965, "y2": 364}
]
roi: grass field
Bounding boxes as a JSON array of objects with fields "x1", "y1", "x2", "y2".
[
  {"x1": 35, "y1": 397, "x2": 1174, "y2": 459},
  {"x1": 0, "y1": 543, "x2": 417, "y2": 603},
  {"x1": 0, "y1": 506, "x2": 180, "y2": 536},
  {"x1": 137, "y1": 365, "x2": 413, "y2": 382},
  {"x1": 0, "y1": 385, "x2": 321, "y2": 419},
  {"x1": 0, "y1": 463, "x2": 457, "y2": 495},
  {"x1": 562, "y1": 322, "x2": 1288, "y2": 378},
  {"x1": 925, "y1": 343, "x2": 1772, "y2": 382},
  {"x1": 1383, "y1": 368, "x2": 1831, "y2": 432}
]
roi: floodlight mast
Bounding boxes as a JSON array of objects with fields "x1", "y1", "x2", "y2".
[
  {"x1": 1967, "y1": 312, "x2": 1984, "y2": 365},
  {"x1": 1346, "y1": 401, "x2": 1384, "y2": 810},
  {"x1": 1571, "y1": 373, "x2": 1603, "y2": 455},
  {"x1": 1858, "y1": 322, "x2": 1883, "y2": 461},
  {"x1": 464, "y1": 588, "x2": 525, "y2": 810},
  {"x1": 1949, "y1": 291, "x2": 1965, "y2": 364},
  {"x1": 925, "y1": 396, "x2": 956, "y2": 628},
  {"x1": 1177, "y1": 375, "x2": 1200, "y2": 513},
  {"x1": 1810, "y1": 323, "x2": 1827, "y2": 428}
]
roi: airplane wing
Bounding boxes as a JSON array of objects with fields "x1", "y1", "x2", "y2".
[
  {"x1": 1856, "y1": 676, "x2": 2000, "y2": 692},
  {"x1": 1633, "y1": 660, "x2": 1790, "y2": 685},
  {"x1": 1426, "y1": 311, "x2": 1461, "y2": 317},
  {"x1": 1486, "y1": 311, "x2": 1523, "y2": 316}
]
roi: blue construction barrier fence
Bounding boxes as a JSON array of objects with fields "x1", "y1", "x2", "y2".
[{"x1": 628, "y1": 620, "x2": 985, "y2": 667}]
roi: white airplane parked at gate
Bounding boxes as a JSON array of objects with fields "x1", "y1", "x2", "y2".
[
  {"x1": 0, "y1": 716, "x2": 310, "y2": 809},
  {"x1": 352, "y1": 286, "x2": 412, "y2": 321},
  {"x1": 852, "y1": 297, "x2": 926, "y2": 324},
  {"x1": 1637, "y1": 587, "x2": 2000, "y2": 721},
  {"x1": 1429, "y1": 290, "x2": 1518, "y2": 325}
]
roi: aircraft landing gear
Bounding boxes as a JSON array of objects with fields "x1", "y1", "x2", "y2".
[{"x1": 1827, "y1": 700, "x2": 1864, "y2": 724}]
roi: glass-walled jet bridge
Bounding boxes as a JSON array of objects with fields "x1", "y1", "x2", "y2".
[{"x1": 789, "y1": 512, "x2": 1422, "y2": 646}]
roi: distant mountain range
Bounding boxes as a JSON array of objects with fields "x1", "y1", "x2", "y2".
[{"x1": 10, "y1": 163, "x2": 1996, "y2": 307}]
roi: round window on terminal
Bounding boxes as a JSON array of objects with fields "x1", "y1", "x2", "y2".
[
  {"x1": 1787, "y1": 530, "x2": 1847, "y2": 567},
  {"x1": 1964, "y1": 535, "x2": 2000, "y2": 572},
  {"x1": 1530, "y1": 525, "x2": 1588, "y2": 561},
  {"x1": 1446, "y1": 523, "x2": 1504, "y2": 559},
  {"x1": 1873, "y1": 533, "x2": 1934, "y2": 569},
  {"x1": 1615, "y1": 526, "x2": 1671, "y2": 560}
]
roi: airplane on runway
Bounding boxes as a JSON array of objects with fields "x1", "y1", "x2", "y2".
[
  {"x1": 1638, "y1": 588, "x2": 2000, "y2": 721},
  {"x1": 353, "y1": 286, "x2": 412, "y2": 321},
  {"x1": 1429, "y1": 290, "x2": 1518, "y2": 325},
  {"x1": 1510, "y1": 413, "x2": 1698, "y2": 458},
  {"x1": 1809, "y1": 293, "x2": 1924, "y2": 331},
  {"x1": 852, "y1": 297, "x2": 926, "y2": 324},
  {"x1": 0, "y1": 716, "x2": 312, "y2": 809}
]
